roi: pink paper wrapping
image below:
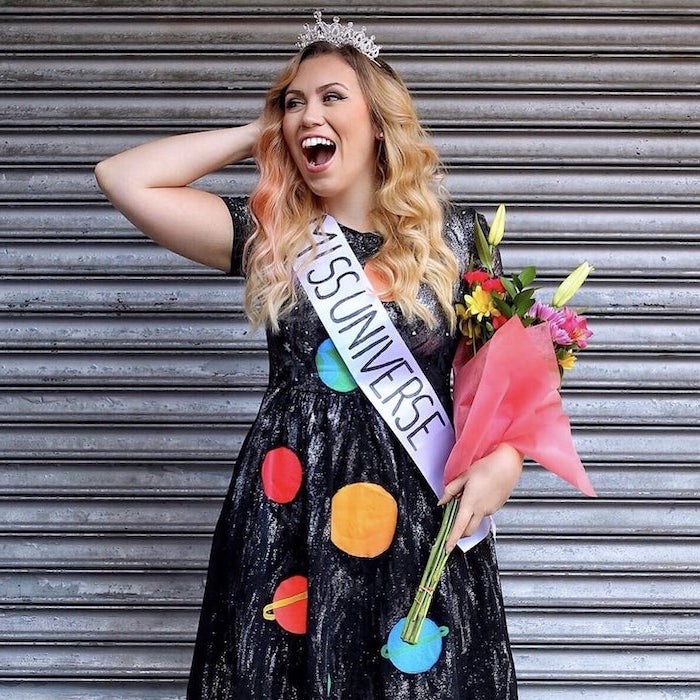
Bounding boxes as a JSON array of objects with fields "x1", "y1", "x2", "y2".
[{"x1": 443, "y1": 315, "x2": 596, "y2": 497}]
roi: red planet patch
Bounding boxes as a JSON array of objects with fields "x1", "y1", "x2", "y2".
[
  {"x1": 261, "y1": 446, "x2": 303, "y2": 503},
  {"x1": 267, "y1": 575, "x2": 308, "y2": 634}
]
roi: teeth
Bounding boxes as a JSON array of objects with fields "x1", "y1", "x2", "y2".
[{"x1": 301, "y1": 137, "x2": 335, "y2": 149}]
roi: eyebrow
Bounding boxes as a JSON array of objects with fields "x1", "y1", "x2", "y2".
[{"x1": 285, "y1": 81, "x2": 349, "y2": 96}]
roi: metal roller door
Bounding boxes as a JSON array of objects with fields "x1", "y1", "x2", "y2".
[{"x1": 1, "y1": 2, "x2": 698, "y2": 697}]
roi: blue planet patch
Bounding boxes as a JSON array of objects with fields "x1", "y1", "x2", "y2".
[
  {"x1": 315, "y1": 338, "x2": 358, "y2": 393},
  {"x1": 381, "y1": 617, "x2": 449, "y2": 674}
]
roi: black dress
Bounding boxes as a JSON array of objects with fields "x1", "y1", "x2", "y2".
[{"x1": 187, "y1": 197, "x2": 518, "y2": 699}]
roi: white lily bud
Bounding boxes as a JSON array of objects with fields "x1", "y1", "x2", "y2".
[
  {"x1": 552, "y1": 261, "x2": 594, "y2": 308},
  {"x1": 487, "y1": 204, "x2": 506, "y2": 247}
]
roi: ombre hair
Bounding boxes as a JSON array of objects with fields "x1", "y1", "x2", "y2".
[{"x1": 245, "y1": 41, "x2": 459, "y2": 331}]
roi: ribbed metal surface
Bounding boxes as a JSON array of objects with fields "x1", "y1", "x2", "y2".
[{"x1": 1, "y1": 3, "x2": 698, "y2": 698}]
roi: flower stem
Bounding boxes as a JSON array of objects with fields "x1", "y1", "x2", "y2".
[{"x1": 400, "y1": 498, "x2": 459, "y2": 644}]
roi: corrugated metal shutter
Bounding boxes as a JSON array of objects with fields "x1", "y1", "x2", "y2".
[{"x1": 1, "y1": 2, "x2": 698, "y2": 698}]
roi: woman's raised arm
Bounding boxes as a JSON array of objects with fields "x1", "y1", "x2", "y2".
[{"x1": 94, "y1": 121, "x2": 261, "y2": 272}]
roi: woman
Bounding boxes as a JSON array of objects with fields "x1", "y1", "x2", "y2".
[{"x1": 95, "y1": 14, "x2": 522, "y2": 699}]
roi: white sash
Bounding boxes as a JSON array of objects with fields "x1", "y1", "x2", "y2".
[{"x1": 294, "y1": 215, "x2": 491, "y2": 551}]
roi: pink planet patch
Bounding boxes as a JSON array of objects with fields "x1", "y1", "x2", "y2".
[{"x1": 261, "y1": 446, "x2": 303, "y2": 503}]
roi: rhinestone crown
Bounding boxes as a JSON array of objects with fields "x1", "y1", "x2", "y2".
[{"x1": 296, "y1": 11, "x2": 381, "y2": 62}]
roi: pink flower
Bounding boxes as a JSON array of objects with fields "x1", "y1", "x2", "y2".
[
  {"x1": 560, "y1": 307, "x2": 593, "y2": 349},
  {"x1": 527, "y1": 301, "x2": 572, "y2": 346},
  {"x1": 528, "y1": 301, "x2": 593, "y2": 349}
]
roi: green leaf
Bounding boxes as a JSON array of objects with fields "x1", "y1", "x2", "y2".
[
  {"x1": 493, "y1": 297, "x2": 514, "y2": 318},
  {"x1": 516, "y1": 288, "x2": 536, "y2": 303},
  {"x1": 500, "y1": 276, "x2": 518, "y2": 299},
  {"x1": 518, "y1": 265, "x2": 537, "y2": 288},
  {"x1": 473, "y1": 215, "x2": 493, "y2": 272},
  {"x1": 513, "y1": 289, "x2": 536, "y2": 316}
]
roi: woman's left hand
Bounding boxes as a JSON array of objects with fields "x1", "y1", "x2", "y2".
[{"x1": 438, "y1": 443, "x2": 523, "y2": 552}]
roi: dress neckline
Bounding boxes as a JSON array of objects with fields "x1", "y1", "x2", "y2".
[{"x1": 337, "y1": 222, "x2": 382, "y2": 243}]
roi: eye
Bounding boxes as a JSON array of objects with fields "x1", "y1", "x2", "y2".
[
  {"x1": 323, "y1": 92, "x2": 346, "y2": 103},
  {"x1": 284, "y1": 97, "x2": 304, "y2": 111}
]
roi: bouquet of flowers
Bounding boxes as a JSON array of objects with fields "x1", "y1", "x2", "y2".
[{"x1": 400, "y1": 205, "x2": 596, "y2": 645}]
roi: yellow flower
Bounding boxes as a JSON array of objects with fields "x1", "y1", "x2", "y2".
[
  {"x1": 558, "y1": 352, "x2": 577, "y2": 371},
  {"x1": 461, "y1": 317, "x2": 482, "y2": 340},
  {"x1": 455, "y1": 303, "x2": 478, "y2": 339},
  {"x1": 463, "y1": 287, "x2": 502, "y2": 322}
]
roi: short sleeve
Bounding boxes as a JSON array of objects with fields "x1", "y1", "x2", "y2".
[
  {"x1": 443, "y1": 203, "x2": 478, "y2": 275},
  {"x1": 221, "y1": 195, "x2": 254, "y2": 277}
]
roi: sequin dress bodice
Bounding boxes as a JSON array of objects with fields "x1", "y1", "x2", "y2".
[{"x1": 266, "y1": 227, "x2": 456, "y2": 404}]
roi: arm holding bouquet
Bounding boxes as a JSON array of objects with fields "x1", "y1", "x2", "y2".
[
  {"x1": 401, "y1": 205, "x2": 596, "y2": 644},
  {"x1": 440, "y1": 442, "x2": 523, "y2": 552}
]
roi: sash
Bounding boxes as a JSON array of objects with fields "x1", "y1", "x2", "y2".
[{"x1": 294, "y1": 215, "x2": 491, "y2": 551}]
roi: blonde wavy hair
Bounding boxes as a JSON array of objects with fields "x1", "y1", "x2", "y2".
[{"x1": 245, "y1": 42, "x2": 458, "y2": 331}]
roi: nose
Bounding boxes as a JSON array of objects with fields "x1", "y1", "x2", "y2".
[{"x1": 301, "y1": 98, "x2": 324, "y2": 127}]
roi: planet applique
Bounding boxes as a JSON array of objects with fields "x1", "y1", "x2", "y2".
[
  {"x1": 261, "y1": 446, "x2": 303, "y2": 504},
  {"x1": 330, "y1": 482, "x2": 398, "y2": 558},
  {"x1": 363, "y1": 260, "x2": 394, "y2": 301},
  {"x1": 381, "y1": 617, "x2": 449, "y2": 673},
  {"x1": 315, "y1": 338, "x2": 358, "y2": 392},
  {"x1": 262, "y1": 575, "x2": 308, "y2": 634}
]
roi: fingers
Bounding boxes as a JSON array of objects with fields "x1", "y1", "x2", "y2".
[
  {"x1": 439, "y1": 444, "x2": 523, "y2": 551},
  {"x1": 445, "y1": 498, "x2": 484, "y2": 553},
  {"x1": 437, "y1": 473, "x2": 468, "y2": 506}
]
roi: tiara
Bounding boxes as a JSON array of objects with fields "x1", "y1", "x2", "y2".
[{"x1": 296, "y1": 11, "x2": 381, "y2": 62}]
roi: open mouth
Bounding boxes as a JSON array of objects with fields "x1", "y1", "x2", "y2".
[{"x1": 301, "y1": 137, "x2": 336, "y2": 167}]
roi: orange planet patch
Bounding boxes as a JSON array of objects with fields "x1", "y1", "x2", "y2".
[
  {"x1": 363, "y1": 260, "x2": 394, "y2": 301},
  {"x1": 261, "y1": 446, "x2": 303, "y2": 504},
  {"x1": 262, "y1": 574, "x2": 308, "y2": 634},
  {"x1": 330, "y1": 482, "x2": 398, "y2": 558}
]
